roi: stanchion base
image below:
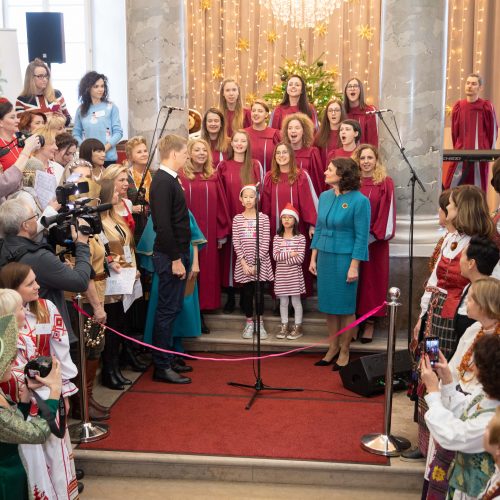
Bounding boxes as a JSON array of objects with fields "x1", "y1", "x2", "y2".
[
  {"x1": 360, "y1": 433, "x2": 411, "y2": 457},
  {"x1": 69, "y1": 421, "x2": 109, "y2": 444}
]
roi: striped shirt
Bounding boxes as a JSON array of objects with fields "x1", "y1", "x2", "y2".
[{"x1": 273, "y1": 234, "x2": 306, "y2": 296}]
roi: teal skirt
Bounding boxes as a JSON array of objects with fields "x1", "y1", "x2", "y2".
[{"x1": 317, "y1": 251, "x2": 358, "y2": 315}]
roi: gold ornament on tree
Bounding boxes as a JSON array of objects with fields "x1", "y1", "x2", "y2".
[{"x1": 357, "y1": 24, "x2": 375, "y2": 41}]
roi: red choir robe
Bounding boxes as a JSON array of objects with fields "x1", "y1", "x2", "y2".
[
  {"x1": 179, "y1": 171, "x2": 231, "y2": 310},
  {"x1": 346, "y1": 105, "x2": 378, "y2": 147},
  {"x1": 315, "y1": 129, "x2": 340, "y2": 168},
  {"x1": 261, "y1": 169, "x2": 318, "y2": 296},
  {"x1": 445, "y1": 98, "x2": 498, "y2": 191},
  {"x1": 293, "y1": 146, "x2": 324, "y2": 195},
  {"x1": 357, "y1": 176, "x2": 396, "y2": 317},
  {"x1": 217, "y1": 158, "x2": 263, "y2": 287},
  {"x1": 225, "y1": 108, "x2": 252, "y2": 137},
  {"x1": 244, "y1": 126, "x2": 281, "y2": 175},
  {"x1": 209, "y1": 139, "x2": 228, "y2": 169},
  {"x1": 269, "y1": 104, "x2": 319, "y2": 131},
  {"x1": 328, "y1": 147, "x2": 355, "y2": 161}
]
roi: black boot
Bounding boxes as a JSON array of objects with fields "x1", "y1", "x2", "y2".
[
  {"x1": 101, "y1": 366, "x2": 125, "y2": 390},
  {"x1": 102, "y1": 330, "x2": 126, "y2": 390},
  {"x1": 200, "y1": 313, "x2": 210, "y2": 334},
  {"x1": 223, "y1": 288, "x2": 235, "y2": 314},
  {"x1": 121, "y1": 342, "x2": 149, "y2": 372}
]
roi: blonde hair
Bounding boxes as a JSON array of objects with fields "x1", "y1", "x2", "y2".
[
  {"x1": 59, "y1": 159, "x2": 93, "y2": 185},
  {"x1": 46, "y1": 114, "x2": 66, "y2": 133},
  {"x1": 31, "y1": 125, "x2": 57, "y2": 148},
  {"x1": 0, "y1": 289, "x2": 23, "y2": 329},
  {"x1": 157, "y1": 134, "x2": 187, "y2": 161},
  {"x1": 101, "y1": 163, "x2": 129, "y2": 184},
  {"x1": 125, "y1": 136, "x2": 147, "y2": 162},
  {"x1": 228, "y1": 130, "x2": 256, "y2": 185},
  {"x1": 352, "y1": 144, "x2": 388, "y2": 184},
  {"x1": 219, "y1": 78, "x2": 244, "y2": 135},
  {"x1": 470, "y1": 277, "x2": 500, "y2": 320},
  {"x1": 183, "y1": 139, "x2": 214, "y2": 180},
  {"x1": 282, "y1": 113, "x2": 315, "y2": 148},
  {"x1": 19, "y1": 58, "x2": 55, "y2": 102},
  {"x1": 270, "y1": 142, "x2": 299, "y2": 185}
]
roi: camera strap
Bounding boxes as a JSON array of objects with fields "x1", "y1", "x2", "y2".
[{"x1": 32, "y1": 392, "x2": 67, "y2": 438}]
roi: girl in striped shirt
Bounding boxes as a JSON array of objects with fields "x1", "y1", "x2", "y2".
[
  {"x1": 272, "y1": 204, "x2": 306, "y2": 340},
  {"x1": 232, "y1": 185, "x2": 274, "y2": 339}
]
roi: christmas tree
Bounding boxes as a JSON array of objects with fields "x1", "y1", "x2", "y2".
[{"x1": 263, "y1": 41, "x2": 342, "y2": 118}]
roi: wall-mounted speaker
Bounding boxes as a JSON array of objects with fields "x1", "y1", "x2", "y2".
[{"x1": 26, "y1": 12, "x2": 66, "y2": 64}]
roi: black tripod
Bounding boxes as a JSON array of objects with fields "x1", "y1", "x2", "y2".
[
  {"x1": 228, "y1": 184, "x2": 303, "y2": 410},
  {"x1": 376, "y1": 111, "x2": 426, "y2": 345}
]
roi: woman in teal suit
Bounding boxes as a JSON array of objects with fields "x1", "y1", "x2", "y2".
[{"x1": 310, "y1": 157, "x2": 370, "y2": 371}]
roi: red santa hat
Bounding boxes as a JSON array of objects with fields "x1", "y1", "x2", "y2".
[
  {"x1": 280, "y1": 203, "x2": 300, "y2": 223},
  {"x1": 239, "y1": 184, "x2": 257, "y2": 197}
]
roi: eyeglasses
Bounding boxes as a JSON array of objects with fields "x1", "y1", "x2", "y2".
[
  {"x1": 23, "y1": 214, "x2": 39, "y2": 223},
  {"x1": 275, "y1": 151, "x2": 290, "y2": 156},
  {"x1": 346, "y1": 84, "x2": 360, "y2": 89},
  {"x1": 34, "y1": 74, "x2": 49, "y2": 80}
]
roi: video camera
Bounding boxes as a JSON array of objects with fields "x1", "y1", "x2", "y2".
[{"x1": 40, "y1": 180, "x2": 111, "y2": 250}]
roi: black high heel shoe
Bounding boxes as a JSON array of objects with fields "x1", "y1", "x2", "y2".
[
  {"x1": 121, "y1": 343, "x2": 149, "y2": 372},
  {"x1": 314, "y1": 351, "x2": 340, "y2": 366}
]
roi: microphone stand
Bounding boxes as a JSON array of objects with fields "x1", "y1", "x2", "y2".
[
  {"x1": 376, "y1": 111, "x2": 426, "y2": 345},
  {"x1": 228, "y1": 184, "x2": 303, "y2": 410}
]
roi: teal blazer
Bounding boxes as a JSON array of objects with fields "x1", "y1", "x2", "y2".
[{"x1": 311, "y1": 189, "x2": 370, "y2": 261}]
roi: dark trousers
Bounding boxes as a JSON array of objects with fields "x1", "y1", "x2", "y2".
[
  {"x1": 152, "y1": 251, "x2": 190, "y2": 369},
  {"x1": 241, "y1": 281, "x2": 265, "y2": 319}
]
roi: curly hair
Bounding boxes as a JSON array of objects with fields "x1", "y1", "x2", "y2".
[
  {"x1": 125, "y1": 135, "x2": 147, "y2": 164},
  {"x1": 183, "y1": 139, "x2": 214, "y2": 180},
  {"x1": 351, "y1": 144, "x2": 387, "y2": 184},
  {"x1": 270, "y1": 142, "x2": 299, "y2": 185},
  {"x1": 315, "y1": 98, "x2": 345, "y2": 149},
  {"x1": 280, "y1": 75, "x2": 314, "y2": 121},
  {"x1": 330, "y1": 157, "x2": 361, "y2": 192},
  {"x1": 451, "y1": 185, "x2": 495, "y2": 238},
  {"x1": 343, "y1": 77, "x2": 367, "y2": 112},
  {"x1": 78, "y1": 71, "x2": 109, "y2": 117},
  {"x1": 281, "y1": 112, "x2": 315, "y2": 148},
  {"x1": 201, "y1": 108, "x2": 229, "y2": 153},
  {"x1": 474, "y1": 335, "x2": 500, "y2": 400}
]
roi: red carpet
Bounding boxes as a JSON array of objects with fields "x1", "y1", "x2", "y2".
[{"x1": 81, "y1": 353, "x2": 388, "y2": 465}]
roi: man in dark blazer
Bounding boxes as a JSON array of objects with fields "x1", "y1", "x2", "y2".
[{"x1": 149, "y1": 134, "x2": 193, "y2": 384}]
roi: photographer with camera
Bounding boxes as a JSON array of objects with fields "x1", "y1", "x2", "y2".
[
  {"x1": 0, "y1": 288, "x2": 63, "y2": 500},
  {"x1": 0, "y1": 98, "x2": 43, "y2": 201},
  {"x1": 0, "y1": 198, "x2": 92, "y2": 346}
]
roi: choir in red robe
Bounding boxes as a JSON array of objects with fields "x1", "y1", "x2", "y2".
[
  {"x1": 270, "y1": 104, "x2": 319, "y2": 132},
  {"x1": 445, "y1": 98, "x2": 498, "y2": 191},
  {"x1": 209, "y1": 139, "x2": 228, "y2": 169},
  {"x1": 328, "y1": 147, "x2": 354, "y2": 161},
  {"x1": 180, "y1": 171, "x2": 231, "y2": 310},
  {"x1": 217, "y1": 158, "x2": 263, "y2": 286},
  {"x1": 244, "y1": 126, "x2": 281, "y2": 175},
  {"x1": 293, "y1": 146, "x2": 324, "y2": 195},
  {"x1": 315, "y1": 129, "x2": 340, "y2": 168},
  {"x1": 225, "y1": 108, "x2": 252, "y2": 138},
  {"x1": 357, "y1": 176, "x2": 396, "y2": 317},
  {"x1": 345, "y1": 105, "x2": 378, "y2": 147}
]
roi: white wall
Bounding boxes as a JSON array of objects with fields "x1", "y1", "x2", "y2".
[{"x1": 91, "y1": 0, "x2": 128, "y2": 139}]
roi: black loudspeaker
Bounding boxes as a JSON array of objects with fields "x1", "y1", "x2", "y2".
[
  {"x1": 26, "y1": 12, "x2": 66, "y2": 64},
  {"x1": 340, "y1": 350, "x2": 412, "y2": 397}
]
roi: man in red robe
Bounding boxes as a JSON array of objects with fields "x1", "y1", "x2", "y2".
[{"x1": 446, "y1": 73, "x2": 497, "y2": 191}]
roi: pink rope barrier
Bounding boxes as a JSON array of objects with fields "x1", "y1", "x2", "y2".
[{"x1": 73, "y1": 301, "x2": 386, "y2": 362}]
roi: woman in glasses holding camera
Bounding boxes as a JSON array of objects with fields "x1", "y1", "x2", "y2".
[
  {"x1": 0, "y1": 288, "x2": 63, "y2": 500},
  {"x1": 0, "y1": 264, "x2": 79, "y2": 500}
]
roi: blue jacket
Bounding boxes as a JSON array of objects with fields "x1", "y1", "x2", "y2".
[
  {"x1": 311, "y1": 189, "x2": 370, "y2": 261},
  {"x1": 73, "y1": 101, "x2": 123, "y2": 161}
]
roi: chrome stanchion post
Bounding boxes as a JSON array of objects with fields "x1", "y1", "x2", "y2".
[
  {"x1": 69, "y1": 294, "x2": 109, "y2": 443},
  {"x1": 360, "y1": 287, "x2": 411, "y2": 456}
]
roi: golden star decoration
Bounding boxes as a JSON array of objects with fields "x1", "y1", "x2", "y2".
[
  {"x1": 431, "y1": 466, "x2": 446, "y2": 482},
  {"x1": 256, "y1": 69, "x2": 267, "y2": 82},
  {"x1": 445, "y1": 104, "x2": 453, "y2": 116},
  {"x1": 314, "y1": 23, "x2": 328, "y2": 37},
  {"x1": 211, "y1": 67, "x2": 223, "y2": 80},
  {"x1": 200, "y1": 0, "x2": 211, "y2": 11},
  {"x1": 245, "y1": 93, "x2": 257, "y2": 105},
  {"x1": 357, "y1": 24, "x2": 375, "y2": 41},
  {"x1": 266, "y1": 31, "x2": 278, "y2": 43},
  {"x1": 237, "y1": 38, "x2": 250, "y2": 51},
  {"x1": 326, "y1": 67, "x2": 340, "y2": 79}
]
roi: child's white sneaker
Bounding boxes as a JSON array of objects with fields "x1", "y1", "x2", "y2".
[
  {"x1": 258, "y1": 322, "x2": 268, "y2": 339},
  {"x1": 242, "y1": 322, "x2": 253, "y2": 339}
]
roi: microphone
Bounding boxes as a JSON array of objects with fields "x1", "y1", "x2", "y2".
[
  {"x1": 162, "y1": 105, "x2": 185, "y2": 111},
  {"x1": 366, "y1": 109, "x2": 392, "y2": 115}
]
